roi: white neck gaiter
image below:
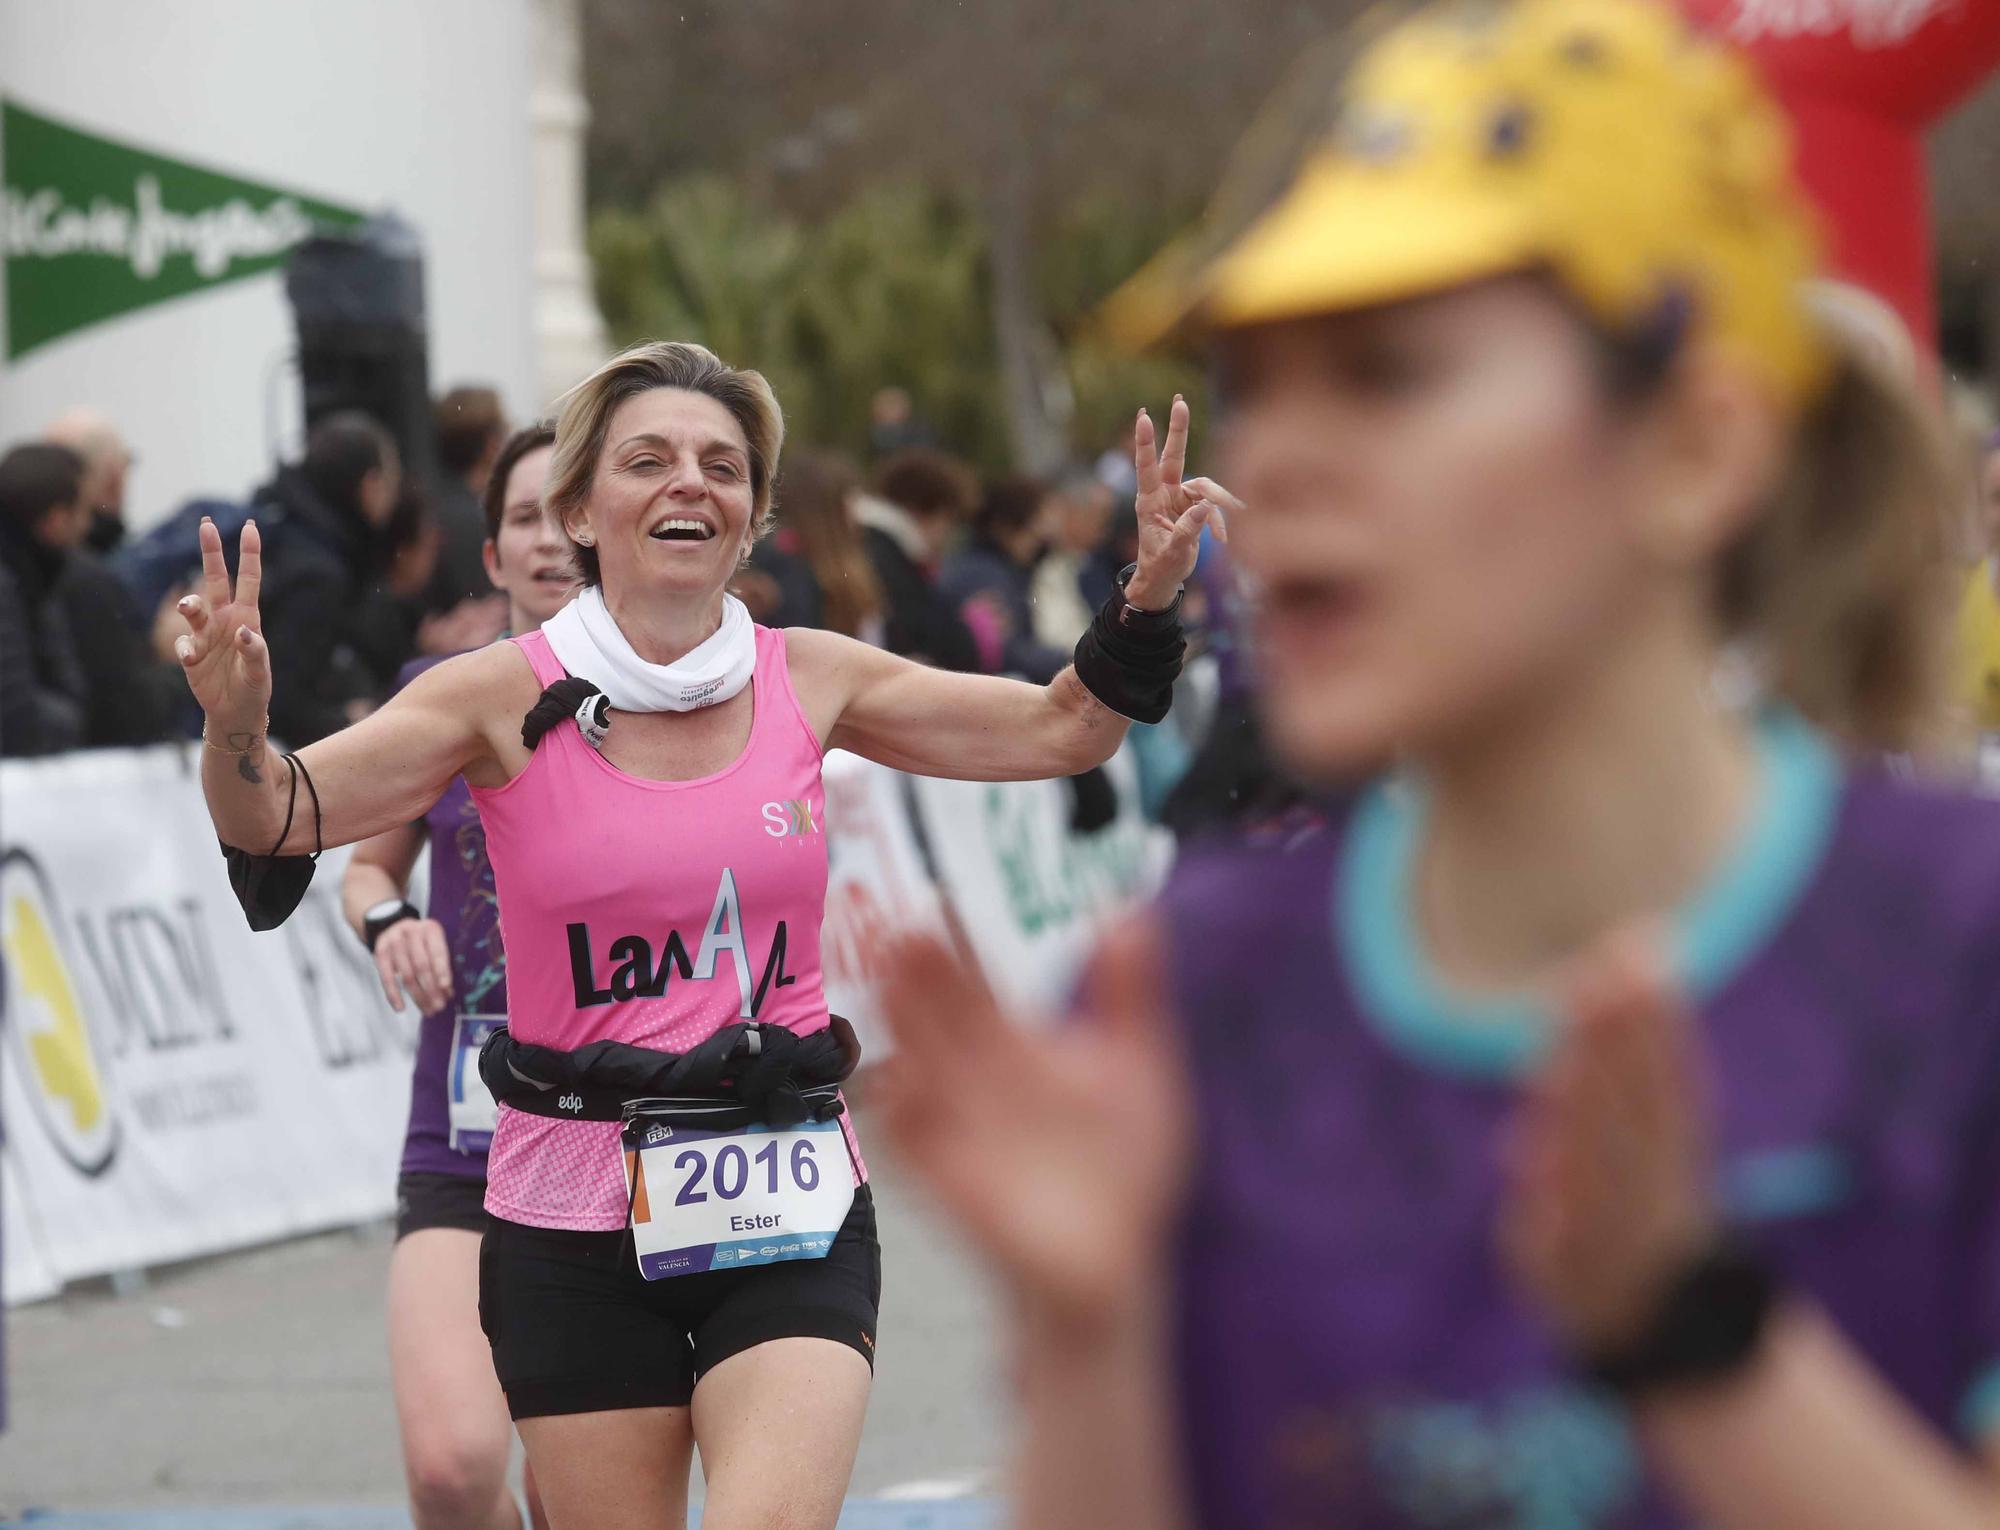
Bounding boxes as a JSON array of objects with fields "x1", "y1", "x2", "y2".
[{"x1": 541, "y1": 585, "x2": 756, "y2": 713}]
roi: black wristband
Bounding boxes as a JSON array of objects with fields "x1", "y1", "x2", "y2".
[
  {"x1": 1578, "y1": 1239, "x2": 1778, "y2": 1399},
  {"x1": 1072, "y1": 574, "x2": 1187, "y2": 725}
]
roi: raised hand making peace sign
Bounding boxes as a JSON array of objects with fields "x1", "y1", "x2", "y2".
[
  {"x1": 174, "y1": 517, "x2": 273, "y2": 765},
  {"x1": 1122, "y1": 394, "x2": 1243, "y2": 612}
]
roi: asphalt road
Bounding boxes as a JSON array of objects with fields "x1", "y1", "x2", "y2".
[{"x1": 0, "y1": 1118, "x2": 1007, "y2": 1526}]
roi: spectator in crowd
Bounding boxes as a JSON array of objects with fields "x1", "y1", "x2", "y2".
[
  {"x1": 859, "y1": 446, "x2": 980, "y2": 669},
  {"x1": 942, "y1": 474, "x2": 1068, "y2": 682},
  {"x1": 428, "y1": 385, "x2": 509, "y2": 606},
  {"x1": 36, "y1": 412, "x2": 181, "y2": 748},
  {"x1": 756, "y1": 450, "x2": 886, "y2": 642},
  {"x1": 734, "y1": 454, "x2": 829, "y2": 630},
  {"x1": 45, "y1": 407, "x2": 134, "y2": 554},
  {"x1": 248, "y1": 411, "x2": 405, "y2": 746},
  {"x1": 348, "y1": 479, "x2": 460, "y2": 698},
  {"x1": 57, "y1": 527, "x2": 182, "y2": 750},
  {"x1": 1030, "y1": 470, "x2": 1118, "y2": 651},
  {"x1": 868, "y1": 384, "x2": 934, "y2": 458},
  {"x1": 0, "y1": 443, "x2": 90, "y2": 755}
]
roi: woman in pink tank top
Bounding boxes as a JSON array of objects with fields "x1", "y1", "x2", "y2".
[{"x1": 176, "y1": 339, "x2": 1231, "y2": 1530}]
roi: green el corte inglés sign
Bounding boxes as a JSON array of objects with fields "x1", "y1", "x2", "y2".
[{"x1": 2, "y1": 97, "x2": 365, "y2": 360}]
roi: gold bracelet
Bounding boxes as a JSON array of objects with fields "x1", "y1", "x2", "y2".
[{"x1": 202, "y1": 725, "x2": 269, "y2": 756}]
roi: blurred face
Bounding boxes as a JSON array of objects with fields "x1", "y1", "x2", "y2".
[
  {"x1": 570, "y1": 388, "x2": 756, "y2": 600},
  {"x1": 1216, "y1": 278, "x2": 1669, "y2": 778},
  {"x1": 34, "y1": 492, "x2": 90, "y2": 551},
  {"x1": 483, "y1": 445, "x2": 572, "y2": 627},
  {"x1": 82, "y1": 453, "x2": 129, "y2": 519},
  {"x1": 1056, "y1": 483, "x2": 1114, "y2": 554},
  {"x1": 358, "y1": 452, "x2": 403, "y2": 529}
]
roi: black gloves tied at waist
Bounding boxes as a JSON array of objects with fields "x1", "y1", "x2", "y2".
[{"x1": 480, "y1": 1016, "x2": 863, "y2": 1128}]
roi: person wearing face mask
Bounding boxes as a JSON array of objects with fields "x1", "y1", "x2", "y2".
[
  {"x1": 340, "y1": 425, "x2": 565, "y2": 1530},
  {"x1": 0, "y1": 442, "x2": 91, "y2": 756},
  {"x1": 874, "y1": 4, "x2": 2000, "y2": 1529},
  {"x1": 44, "y1": 407, "x2": 134, "y2": 555},
  {"x1": 36, "y1": 410, "x2": 181, "y2": 749},
  {"x1": 171, "y1": 338, "x2": 1233, "y2": 1529}
]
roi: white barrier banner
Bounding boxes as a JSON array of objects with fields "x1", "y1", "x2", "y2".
[
  {"x1": 1, "y1": 1146, "x2": 58, "y2": 1305},
  {"x1": 819, "y1": 754, "x2": 951, "y2": 1063},
  {"x1": 905, "y1": 749, "x2": 1172, "y2": 1016},
  {"x1": 3, "y1": 740, "x2": 1169, "y2": 1302},
  {"x1": 1, "y1": 745, "x2": 413, "y2": 1294}
]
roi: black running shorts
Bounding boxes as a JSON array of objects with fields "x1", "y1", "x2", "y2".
[
  {"x1": 478, "y1": 1184, "x2": 881, "y2": 1419},
  {"x1": 396, "y1": 1171, "x2": 492, "y2": 1240}
]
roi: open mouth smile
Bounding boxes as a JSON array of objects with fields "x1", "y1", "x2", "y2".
[{"x1": 649, "y1": 516, "x2": 717, "y2": 543}]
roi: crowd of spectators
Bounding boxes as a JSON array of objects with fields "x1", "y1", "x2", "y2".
[{"x1": 0, "y1": 387, "x2": 1154, "y2": 764}]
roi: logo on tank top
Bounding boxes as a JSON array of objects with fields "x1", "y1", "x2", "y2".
[
  {"x1": 566, "y1": 867, "x2": 798, "y2": 1017},
  {"x1": 761, "y1": 799, "x2": 820, "y2": 839}
]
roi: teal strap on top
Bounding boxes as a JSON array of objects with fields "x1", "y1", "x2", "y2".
[{"x1": 1335, "y1": 709, "x2": 1843, "y2": 1080}]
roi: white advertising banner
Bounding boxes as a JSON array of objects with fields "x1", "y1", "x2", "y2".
[
  {"x1": 1, "y1": 1146, "x2": 58, "y2": 1304},
  {"x1": 3, "y1": 741, "x2": 1170, "y2": 1303},
  {"x1": 1, "y1": 745, "x2": 413, "y2": 1294},
  {"x1": 819, "y1": 753, "x2": 951, "y2": 1063},
  {"x1": 905, "y1": 749, "x2": 1173, "y2": 1017}
]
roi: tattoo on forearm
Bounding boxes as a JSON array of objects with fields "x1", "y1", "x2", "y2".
[
  {"x1": 1056, "y1": 668, "x2": 1113, "y2": 726},
  {"x1": 230, "y1": 734, "x2": 264, "y2": 785}
]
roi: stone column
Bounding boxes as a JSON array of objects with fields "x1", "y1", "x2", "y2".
[{"x1": 531, "y1": 0, "x2": 609, "y2": 407}]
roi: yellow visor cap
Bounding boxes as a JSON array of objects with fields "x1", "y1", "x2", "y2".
[{"x1": 1112, "y1": 0, "x2": 1831, "y2": 410}]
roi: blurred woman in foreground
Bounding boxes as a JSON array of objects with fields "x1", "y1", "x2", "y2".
[{"x1": 881, "y1": 3, "x2": 2000, "y2": 1526}]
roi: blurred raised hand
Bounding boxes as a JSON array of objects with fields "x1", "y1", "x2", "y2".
[
  {"x1": 877, "y1": 921, "x2": 1190, "y2": 1327},
  {"x1": 1500, "y1": 927, "x2": 1719, "y2": 1357}
]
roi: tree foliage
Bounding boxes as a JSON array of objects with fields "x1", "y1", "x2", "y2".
[
  {"x1": 591, "y1": 176, "x2": 1204, "y2": 471},
  {"x1": 582, "y1": 0, "x2": 2000, "y2": 451}
]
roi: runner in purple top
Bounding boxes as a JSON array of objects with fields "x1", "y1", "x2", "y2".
[
  {"x1": 340, "y1": 424, "x2": 567, "y2": 1530},
  {"x1": 876, "y1": 2, "x2": 2000, "y2": 1527}
]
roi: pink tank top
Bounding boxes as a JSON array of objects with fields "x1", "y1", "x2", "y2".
[{"x1": 472, "y1": 624, "x2": 862, "y2": 1229}]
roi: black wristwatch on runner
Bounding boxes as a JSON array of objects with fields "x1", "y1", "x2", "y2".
[
  {"x1": 1579, "y1": 1238, "x2": 1779, "y2": 1398},
  {"x1": 362, "y1": 898, "x2": 420, "y2": 951}
]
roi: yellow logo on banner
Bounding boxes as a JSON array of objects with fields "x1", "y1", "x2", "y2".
[{"x1": 2, "y1": 852, "x2": 118, "y2": 1175}]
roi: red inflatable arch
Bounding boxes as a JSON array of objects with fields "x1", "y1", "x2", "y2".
[{"x1": 1679, "y1": 0, "x2": 2000, "y2": 349}]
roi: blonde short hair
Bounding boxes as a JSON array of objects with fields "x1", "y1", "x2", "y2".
[{"x1": 545, "y1": 341, "x2": 785, "y2": 584}]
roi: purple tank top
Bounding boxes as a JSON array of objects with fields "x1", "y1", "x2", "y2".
[
  {"x1": 395, "y1": 657, "x2": 507, "y2": 1181},
  {"x1": 1160, "y1": 717, "x2": 2000, "y2": 1529}
]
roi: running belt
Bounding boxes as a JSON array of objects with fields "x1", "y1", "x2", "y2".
[{"x1": 480, "y1": 1016, "x2": 860, "y2": 1126}]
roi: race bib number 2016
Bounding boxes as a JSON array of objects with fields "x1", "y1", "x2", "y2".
[{"x1": 622, "y1": 1117, "x2": 854, "y2": 1281}]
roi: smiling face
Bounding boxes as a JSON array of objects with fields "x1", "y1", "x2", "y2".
[
  {"x1": 1216, "y1": 277, "x2": 1701, "y2": 778},
  {"x1": 561, "y1": 387, "x2": 758, "y2": 601},
  {"x1": 483, "y1": 444, "x2": 572, "y2": 629}
]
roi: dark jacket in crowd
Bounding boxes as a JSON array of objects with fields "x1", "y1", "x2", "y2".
[
  {"x1": 939, "y1": 537, "x2": 1068, "y2": 684},
  {"x1": 425, "y1": 473, "x2": 494, "y2": 609},
  {"x1": 746, "y1": 535, "x2": 826, "y2": 631},
  {"x1": 0, "y1": 521, "x2": 87, "y2": 756},
  {"x1": 860, "y1": 526, "x2": 978, "y2": 672},
  {"x1": 56, "y1": 549, "x2": 181, "y2": 746},
  {"x1": 248, "y1": 466, "x2": 382, "y2": 747}
]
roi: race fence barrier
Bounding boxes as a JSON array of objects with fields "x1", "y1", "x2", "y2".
[{"x1": 2, "y1": 742, "x2": 1168, "y2": 1303}]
